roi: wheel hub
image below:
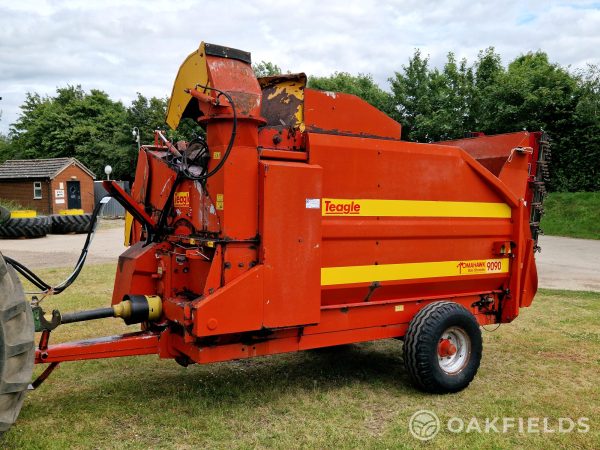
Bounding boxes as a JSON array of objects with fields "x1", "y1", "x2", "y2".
[
  {"x1": 437, "y1": 338, "x2": 457, "y2": 357},
  {"x1": 437, "y1": 326, "x2": 471, "y2": 374}
]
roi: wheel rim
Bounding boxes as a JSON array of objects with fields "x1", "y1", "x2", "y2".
[{"x1": 437, "y1": 326, "x2": 471, "y2": 374}]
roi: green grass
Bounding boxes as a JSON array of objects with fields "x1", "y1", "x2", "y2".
[
  {"x1": 3, "y1": 264, "x2": 600, "y2": 449},
  {"x1": 541, "y1": 192, "x2": 600, "y2": 239}
]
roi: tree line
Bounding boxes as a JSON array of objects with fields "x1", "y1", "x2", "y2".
[
  {"x1": 0, "y1": 88, "x2": 199, "y2": 180},
  {"x1": 1, "y1": 48, "x2": 598, "y2": 190}
]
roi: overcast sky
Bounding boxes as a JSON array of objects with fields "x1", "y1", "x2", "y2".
[{"x1": 1, "y1": 0, "x2": 599, "y2": 133}]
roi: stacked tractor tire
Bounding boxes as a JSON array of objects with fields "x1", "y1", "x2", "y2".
[
  {"x1": 50, "y1": 213, "x2": 92, "y2": 234},
  {"x1": 0, "y1": 208, "x2": 91, "y2": 239}
]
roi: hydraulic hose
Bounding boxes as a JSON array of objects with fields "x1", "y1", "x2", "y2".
[
  {"x1": 183, "y1": 84, "x2": 237, "y2": 181},
  {"x1": 5, "y1": 196, "x2": 110, "y2": 296},
  {"x1": 153, "y1": 85, "x2": 237, "y2": 239}
]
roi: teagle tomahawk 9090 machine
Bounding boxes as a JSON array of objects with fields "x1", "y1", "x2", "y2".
[{"x1": 0, "y1": 42, "x2": 549, "y2": 432}]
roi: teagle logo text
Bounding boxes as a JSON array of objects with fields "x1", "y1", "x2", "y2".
[{"x1": 324, "y1": 200, "x2": 361, "y2": 215}]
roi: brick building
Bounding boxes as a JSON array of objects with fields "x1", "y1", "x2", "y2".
[{"x1": 0, "y1": 158, "x2": 96, "y2": 214}]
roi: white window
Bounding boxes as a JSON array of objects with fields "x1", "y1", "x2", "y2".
[{"x1": 33, "y1": 182, "x2": 42, "y2": 199}]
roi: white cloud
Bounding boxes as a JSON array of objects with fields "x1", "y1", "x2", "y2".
[{"x1": 1, "y1": 0, "x2": 599, "y2": 133}]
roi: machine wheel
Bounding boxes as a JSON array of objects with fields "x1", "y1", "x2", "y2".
[
  {"x1": 50, "y1": 214, "x2": 92, "y2": 234},
  {"x1": 0, "y1": 217, "x2": 50, "y2": 239},
  {"x1": 403, "y1": 301, "x2": 482, "y2": 394},
  {"x1": 0, "y1": 253, "x2": 35, "y2": 434},
  {"x1": 0, "y1": 207, "x2": 9, "y2": 225}
]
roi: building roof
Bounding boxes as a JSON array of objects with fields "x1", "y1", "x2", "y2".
[{"x1": 0, "y1": 157, "x2": 96, "y2": 180}]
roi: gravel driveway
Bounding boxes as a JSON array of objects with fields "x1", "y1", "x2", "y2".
[
  {"x1": 0, "y1": 226, "x2": 598, "y2": 292},
  {"x1": 0, "y1": 221, "x2": 126, "y2": 269},
  {"x1": 536, "y1": 235, "x2": 600, "y2": 292}
]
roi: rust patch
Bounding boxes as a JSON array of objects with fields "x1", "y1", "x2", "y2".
[
  {"x1": 228, "y1": 91, "x2": 260, "y2": 116},
  {"x1": 259, "y1": 73, "x2": 306, "y2": 128},
  {"x1": 258, "y1": 73, "x2": 307, "y2": 89}
]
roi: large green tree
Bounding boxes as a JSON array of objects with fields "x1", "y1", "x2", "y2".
[
  {"x1": 556, "y1": 65, "x2": 600, "y2": 191},
  {"x1": 389, "y1": 50, "x2": 433, "y2": 140},
  {"x1": 470, "y1": 47, "x2": 504, "y2": 129},
  {"x1": 8, "y1": 86, "x2": 133, "y2": 179},
  {"x1": 127, "y1": 93, "x2": 168, "y2": 146},
  {"x1": 389, "y1": 49, "x2": 596, "y2": 191},
  {"x1": 0, "y1": 134, "x2": 9, "y2": 160},
  {"x1": 477, "y1": 52, "x2": 577, "y2": 134},
  {"x1": 5, "y1": 88, "x2": 201, "y2": 180},
  {"x1": 474, "y1": 52, "x2": 582, "y2": 190}
]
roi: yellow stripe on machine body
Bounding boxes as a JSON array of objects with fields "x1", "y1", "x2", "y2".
[
  {"x1": 321, "y1": 198, "x2": 511, "y2": 218},
  {"x1": 321, "y1": 258, "x2": 510, "y2": 286}
]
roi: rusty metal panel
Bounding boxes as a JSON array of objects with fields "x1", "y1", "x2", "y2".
[{"x1": 259, "y1": 73, "x2": 306, "y2": 129}]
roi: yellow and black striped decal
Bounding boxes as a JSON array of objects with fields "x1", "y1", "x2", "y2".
[
  {"x1": 321, "y1": 258, "x2": 509, "y2": 286},
  {"x1": 321, "y1": 198, "x2": 511, "y2": 218}
]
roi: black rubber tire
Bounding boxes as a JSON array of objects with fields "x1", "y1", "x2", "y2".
[
  {"x1": 50, "y1": 214, "x2": 92, "y2": 234},
  {"x1": 0, "y1": 216, "x2": 50, "y2": 239},
  {"x1": 0, "y1": 208, "x2": 9, "y2": 226},
  {"x1": 403, "y1": 301, "x2": 482, "y2": 394},
  {"x1": 0, "y1": 253, "x2": 35, "y2": 434}
]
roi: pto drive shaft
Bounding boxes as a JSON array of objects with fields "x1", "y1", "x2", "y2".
[{"x1": 33, "y1": 295, "x2": 162, "y2": 332}]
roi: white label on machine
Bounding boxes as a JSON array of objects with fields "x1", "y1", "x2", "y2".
[
  {"x1": 306, "y1": 198, "x2": 321, "y2": 209},
  {"x1": 55, "y1": 199, "x2": 65, "y2": 204}
]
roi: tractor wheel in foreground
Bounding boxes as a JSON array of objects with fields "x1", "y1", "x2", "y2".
[
  {"x1": 0, "y1": 208, "x2": 9, "y2": 226},
  {"x1": 51, "y1": 214, "x2": 92, "y2": 234},
  {"x1": 0, "y1": 216, "x2": 50, "y2": 239},
  {"x1": 403, "y1": 301, "x2": 482, "y2": 394},
  {"x1": 0, "y1": 253, "x2": 35, "y2": 435}
]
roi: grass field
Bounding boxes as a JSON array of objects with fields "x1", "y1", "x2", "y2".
[
  {"x1": 541, "y1": 192, "x2": 600, "y2": 240},
  {"x1": 2, "y1": 264, "x2": 599, "y2": 449}
]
